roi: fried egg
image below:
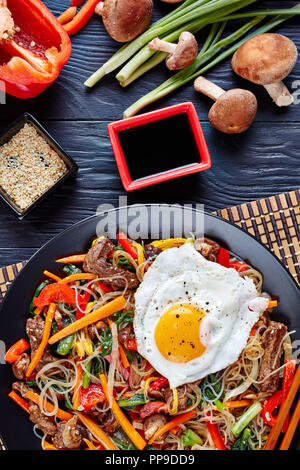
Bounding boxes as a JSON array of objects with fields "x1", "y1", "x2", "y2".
[{"x1": 134, "y1": 242, "x2": 268, "y2": 388}]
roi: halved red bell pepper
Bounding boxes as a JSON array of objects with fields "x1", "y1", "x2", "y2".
[
  {"x1": 0, "y1": 0, "x2": 71, "y2": 98},
  {"x1": 80, "y1": 384, "x2": 106, "y2": 411},
  {"x1": 5, "y1": 338, "x2": 30, "y2": 363},
  {"x1": 33, "y1": 282, "x2": 79, "y2": 308}
]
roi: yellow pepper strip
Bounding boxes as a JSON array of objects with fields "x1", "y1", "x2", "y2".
[
  {"x1": 144, "y1": 376, "x2": 159, "y2": 394},
  {"x1": 170, "y1": 388, "x2": 179, "y2": 415},
  {"x1": 100, "y1": 373, "x2": 147, "y2": 450},
  {"x1": 92, "y1": 235, "x2": 105, "y2": 247},
  {"x1": 150, "y1": 238, "x2": 186, "y2": 250},
  {"x1": 85, "y1": 301, "x2": 96, "y2": 313},
  {"x1": 84, "y1": 338, "x2": 94, "y2": 356},
  {"x1": 132, "y1": 242, "x2": 144, "y2": 265},
  {"x1": 75, "y1": 341, "x2": 85, "y2": 358}
]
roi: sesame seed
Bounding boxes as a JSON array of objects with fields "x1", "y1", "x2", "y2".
[{"x1": 0, "y1": 123, "x2": 67, "y2": 211}]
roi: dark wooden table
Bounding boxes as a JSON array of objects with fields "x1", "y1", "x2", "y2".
[{"x1": 0, "y1": 0, "x2": 299, "y2": 266}]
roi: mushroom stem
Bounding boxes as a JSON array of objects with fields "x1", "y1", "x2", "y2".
[
  {"x1": 95, "y1": 1, "x2": 104, "y2": 16},
  {"x1": 194, "y1": 77, "x2": 225, "y2": 102},
  {"x1": 263, "y1": 81, "x2": 294, "y2": 107},
  {"x1": 148, "y1": 38, "x2": 177, "y2": 55}
]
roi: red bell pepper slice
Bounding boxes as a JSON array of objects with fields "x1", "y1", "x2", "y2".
[
  {"x1": 33, "y1": 282, "x2": 78, "y2": 308},
  {"x1": 117, "y1": 232, "x2": 138, "y2": 262},
  {"x1": 217, "y1": 248, "x2": 230, "y2": 268},
  {"x1": 0, "y1": 0, "x2": 71, "y2": 99},
  {"x1": 140, "y1": 401, "x2": 167, "y2": 419},
  {"x1": 8, "y1": 391, "x2": 30, "y2": 413},
  {"x1": 75, "y1": 290, "x2": 91, "y2": 320},
  {"x1": 261, "y1": 390, "x2": 282, "y2": 428},
  {"x1": 126, "y1": 338, "x2": 138, "y2": 351},
  {"x1": 70, "y1": 0, "x2": 86, "y2": 6},
  {"x1": 229, "y1": 260, "x2": 248, "y2": 272},
  {"x1": 149, "y1": 377, "x2": 169, "y2": 393},
  {"x1": 5, "y1": 338, "x2": 30, "y2": 363},
  {"x1": 281, "y1": 360, "x2": 296, "y2": 432},
  {"x1": 205, "y1": 414, "x2": 227, "y2": 450},
  {"x1": 80, "y1": 384, "x2": 106, "y2": 411},
  {"x1": 98, "y1": 281, "x2": 113, "y2": 293},
  {"x1": 64, "y1": 0, "x2": 99, "y2": 36}
]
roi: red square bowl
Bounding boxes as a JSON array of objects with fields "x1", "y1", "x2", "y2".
[{"x1": 108, "y1": 102, "x2": 211, "y2": 191}]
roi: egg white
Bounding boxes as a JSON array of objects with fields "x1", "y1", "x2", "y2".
[{"x1": 134, "y1": 243, "x2": 268, "y2": 388}]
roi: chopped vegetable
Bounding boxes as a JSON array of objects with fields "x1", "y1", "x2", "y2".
[
  {"x1": 268, "y1": 300, "x2": 278, "y2": 309},
  {"x1": 229, "y1": 260, "x2": 248, "y2": 272},
  {"x1": 281, "y1": 360, "x2": 296, "y2": 431},
  {"x1": 205, "y1": 414, "x2": 227, "y2": 450},
  {"x1": 217, "y1": 247, "x2": 230, "y2": 267},
  {"x1": 5, "y1": 339, "x2": 30, "y2": 364},
  {"x1": 148, "y1": 410, "x2": 197, "y2": 445},
  {"x1": 56, "y1": 254, "x2": 86, "y2": 264},
  {"x1": 70, "y1": 0, "x2": 85, "y2": 7},
  {"x1": 48, "y1": 296, "x2": 127, "y2": 344},
  {"x1": 231, "y1": 401, "x2": 262, "y2": 437},
  {"x1": 131, "y1": 242, "x2": 144, "y2": 265},
  {"x1": 56, "y1": 334, "x2": 75, "y2": 356},
  {"x1": 182, "y1": 429, "x2": 203, "y2": 447},
  {"x1": 60, "y1": 273, "x2": 97, "y2": 284},
  {"x1": 33, "y1": 283, "x2": 77, "y2": 308},
  {"x1": 98, "y1": 281, "x2": 114, "y2": 293},
  {"x1": 149, "y1": 376, "x2": 169, "y2": 392},
  {"x1": 63, "y1": 263, "x2": 82, "y2": 276},
  {"x1": 223, "y1": 400, "x2": 252, "y2": 409},
  {"x1": 78, "y1": 413, "x2": 119, "y2": 450},
  {"x1": 232, "y1": 427, "x2": 252, "y2": 450},
  {"x1": 170, "y1": 388, "x2": 179, "y2": 415},
  {"x1": 26, "y1": 303, "x2": 56, "y2": 377},
  {"x1": 117, "y1": 232, "x2": 138, "y2": 261},
  {"x1": 139, "y1": 401, "x2": 167, "y2": 419},
  {"x1": 118, "y1": 393, "x2": 149, "y2": 408},
  {"x1": 80, "y1": 384, "x2": 106, "y2": 411},
  {"x1": 150, "y1": 238, "x2": 186, "y2": 250},
  {"x1": 8, "y1": 391, "x2": 30, "y2": 413},
  {"x1": 73, "y1": 363, "x2": 83, "y2": 410},
  {"x1": 57, "y1": 7, "x2": 77, "y2": 25},
  {"x1": 25, "y1": 390, "x2": 73, "y2": 420},
  {"x1": 261, "y1": 391, "x2": 282, "y2": 428},
  {"x1": 126, "y1": 338, "x2": 138, "y2": 351},
  {"x1": 82, "y1": 360, "x2": 92, "y2": 389},
  {"x1": 100, "y1": 373, "x2": 147, "y2": 450},
  {"x1": 43, "y1": 270, "x2": 62, "y2": 282},
  {"x1": 63, "y1": 0, "x2": 100, "y2": 36},
  {"x1": 29, "y1": 280, "x2": 49, "y2": 315},
  {"x1": 200, "y1": 373, "x2": 224, "y2": 409},
  {"x1": 119, "y1": 343, "x2": 130, "y2": 368}
]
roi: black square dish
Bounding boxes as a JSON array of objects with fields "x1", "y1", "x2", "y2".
[{"x1": 0, "y1": 113, "x2": 78, "y2": 219}]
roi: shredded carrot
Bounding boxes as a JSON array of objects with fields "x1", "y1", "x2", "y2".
[
  {"x1": 170, "y1": 426, "x2": 181, "y2": 435},
  {"x1": 43, "y1": 270, "x2": 62, "y2": 282},
  {"x1": 25, "y1": 390, "x2": 73, "y2": 421},
  {"x1": 57, "y1": 6, "x2": 77, "y2": 24},
  {"x1": 34, "y1": 307, "x2": 42, "y2": 315},
  {"x1": 78, "y1": 413, "x2": 119, "y2": 450},
  {"x1": 83, "y1": 438, "x2": 104, "y2": 450},
  {"x1": 60, "y1": 273, "x2": 97, "y2": 284},
  {"x1": 264, "y1": 365, "x2": 300, "y2": 450},
  {"x1": 73, "y1": 362, "x2": 83, "y2": 410},
  {"x1": 268, "y1": 300, "x2": 278, "y2": 309},
  {"x1": 279, "y1": 396, "x2": 300, "y2": 450},
  {"x1": 56, "y1": 254, "x2": 86, "y2": 263},
  {"x1": 119, "y1": 344, "x2": 130, "y2": 369},
  {"x1": 8, "y1": 391, "x2": 30, "y2": 413},
  {"x1": 48, "y1": 296, "x2": 126, "y2": 345},
  {"x1": 26, "y1": 303, "x2": 56, "y2": 377},
  {"x1": 148, "y1": 410, "x2": 197, "y2": 445},
  {"x1": 223, "y1": 400, "x2": 251, "y2": 409},
  {"x1": 100, "y1": 373, "x2": 147, "y2": 450}
]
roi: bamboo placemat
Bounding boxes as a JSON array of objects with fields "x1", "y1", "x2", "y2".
[{"x1": 0, "y1": 189, "x2": 299, "y2": 449}]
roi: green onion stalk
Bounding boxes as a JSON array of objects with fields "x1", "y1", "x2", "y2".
[
  {"x1": 84, "y1": 0, "x2": 258, "y2": 87},
  {"x1": 123, "y1": 8, "x2": 299, "y2": 118},
  {"x1": 116, "y1": 0, "x2": 256, "y2": 84}
]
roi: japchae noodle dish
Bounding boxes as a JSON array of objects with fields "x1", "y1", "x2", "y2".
[{"x1": 6, "y1": 234, "x2": 296, "y2": 450}]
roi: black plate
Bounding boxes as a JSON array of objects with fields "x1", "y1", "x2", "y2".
[{"x1": 0, "y1": 205, "x2": 299, "y2": 450}]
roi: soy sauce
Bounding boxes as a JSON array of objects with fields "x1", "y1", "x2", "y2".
[{"x1": 118, "y1": 113, "x2": 201, "y2": 181}]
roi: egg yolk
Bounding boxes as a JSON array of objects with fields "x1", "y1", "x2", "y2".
[{"x1": 155, "y1": 304, "x2": 206, "y2": 363}]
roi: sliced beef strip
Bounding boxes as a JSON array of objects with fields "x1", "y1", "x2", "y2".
[
  {"x1": 161, "y1": 386, "x2": 188, "y2": 412},
  {"x1": 144, "y1": 244, "x2": 162, "y2": 261},
  {"x1": 83, "y1": 238, "x2": 139, "y2": 290},
  {"x1": 12, "y1": 353, "x2": 30, "y2": 380},
  {"x1": 26, "y1": 316, "x2": 57, "y2": 372},
  {"x1": 194, "y1": 238, "x2": 220, "y2": 261},
  {"x1": 29, "y1": 403, "x2": 57, "y2": 436},
  {"x1": 52, "y1": 416, "x2": 82, "y2": 449},
  {"x1": 88, "y1": 408, "x2": 119, "y2": 434},
  {"x1": 144, "y1": 414, "x2": 167, "y2": 444},
  {"x1": 259, "y1": 321, "x2": 288, "y2": 397}
]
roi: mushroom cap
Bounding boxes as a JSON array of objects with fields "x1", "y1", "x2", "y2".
[
  {"x1": 232, "y1": 33, "x2": 298, "y2": 85},
  {"x1": 102, "y1": 0, "x2": 153, "y2": 43},
  {"x1": 208, "y1": 89, "x2": 257, "y2": 134},
  {"x1": 166, "y1": 31, "x2": 198, "y2": 70}
]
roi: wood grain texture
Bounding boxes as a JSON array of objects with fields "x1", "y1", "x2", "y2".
[{"x1": 0, "y1": 0, "x2": 299, "y2": 267}]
